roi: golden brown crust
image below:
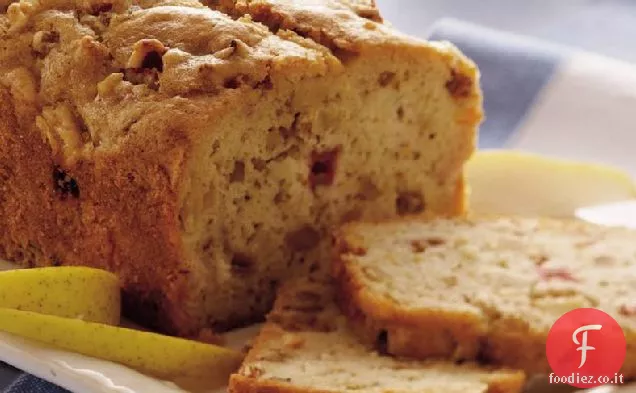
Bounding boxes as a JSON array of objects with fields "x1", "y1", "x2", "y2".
[
  {"x1": 0, "y1": 81, "x2": 197, "y2": 333},
  {"x1": 216, "y1": 0, "x2": 387, "y2": 51},
  {"x1": 213, "y1": 0, "x2": 390, "y2": 51},
  {"x1": 0, "y1": 4, "x2": 239, "y2": 332}
]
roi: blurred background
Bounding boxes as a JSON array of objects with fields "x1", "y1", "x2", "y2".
[{"x1": 376, "y1": 0, "x2": 636, "y2": 63}]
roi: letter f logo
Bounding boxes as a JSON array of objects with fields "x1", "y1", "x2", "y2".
[{"x1": 573, "y1": 324, "x2": 603, "y2": 368}]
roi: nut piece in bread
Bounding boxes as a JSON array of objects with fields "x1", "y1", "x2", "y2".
[{"x1": 333, "y1": 216, "x2": 636, "y2": 377}]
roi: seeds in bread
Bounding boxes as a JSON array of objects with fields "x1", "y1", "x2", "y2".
[
  {"x1": 333, "y1": 216, "x2": 636, "y2": 376},
  {"x1": 0, "y1": 0, "x2": 480, "y2": 336},
  {"x1": 229, "y1": 277, "x2": 526, "y2": 393}
]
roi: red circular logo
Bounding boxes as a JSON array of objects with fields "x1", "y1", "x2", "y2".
[{"x1": 546, "y1": 308, "x2": 626, "y2": 388}]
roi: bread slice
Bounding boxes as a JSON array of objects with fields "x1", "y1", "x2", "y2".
[
  {"x1": 229, "y1": 276, "x2": 526, "y2": 393},
  {"x1": 0, "y1": 0, "x2": 480, "y2": 336},
  {"x1": 333, "y1": 216, "x2": 636, "y2": 376}
]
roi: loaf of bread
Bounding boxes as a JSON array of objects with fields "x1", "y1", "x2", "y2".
[
  {"x1": 333, "y1": 216, "x2": 636, "y2": 376},
  {"x1": 0, "y1": 0, "x2": 481, "y2": 335},
  {"x1": 229, "y1": 277, "x2": 526, "y2": 393}
]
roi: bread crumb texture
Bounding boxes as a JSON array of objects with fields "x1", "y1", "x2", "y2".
[
  {"x1": 229, "y1": 278, "x2": 526, "y2": 393},
  {"x1": 0, "y1": 0, "x2": 482, "y2": 335},
  {"x1": 334, "y1": 216, "x2": 636, "y2": 377}
]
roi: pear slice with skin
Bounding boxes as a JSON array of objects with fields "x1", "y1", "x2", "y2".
[
  {"x1": 0, "y1": 308, "x2": 243, "y2": 388},
  {"x1": 466, "y1": 150, "x2": 636, "y2": 217},
  {"x1": 0, "y1": 267, "x2": 120, "y2": 325}
]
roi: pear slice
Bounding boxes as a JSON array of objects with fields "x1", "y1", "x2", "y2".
[
  {"x1": 466, "y1": 150, "x2": 636, "y2": 217},
  {"x1": 0, "y1": 267, "x2": 120, "y2": 325},
  {"x1": 0, "y1": 308, "x2": 243, "y2": 389}
]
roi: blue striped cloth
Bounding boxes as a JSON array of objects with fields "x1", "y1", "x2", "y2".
[
  {"x1": 2, "y1": 18, "x2": 636, "y2": 393},
  {"x1": 428, "y1": 20, "x2": 563, "y2": 150},
  {"x1": 2, "y1": 375, "x2": 69, "y2": 393}
]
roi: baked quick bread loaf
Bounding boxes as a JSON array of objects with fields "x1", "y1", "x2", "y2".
[
  {"x1": 333, "y1": 216, "x2": 636, "y2": 376},
  {"x1": 0, "y1": 0, "x2": 481, "y2": 336},
  {"x1": 229, "y1": 277, "x2": 526, "y2": 393}
]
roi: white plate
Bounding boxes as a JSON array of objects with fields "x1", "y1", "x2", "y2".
[
  {"x1": 575, "y1": 200, "x2": 636, "y2": 229},
  {"x1": 1, "y1": 202, "x2": 635, "y2": 393},
  {"x1": 0, "y1": 327, "x2": 260, "y2": 393}
]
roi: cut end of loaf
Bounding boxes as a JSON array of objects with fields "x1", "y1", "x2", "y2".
[{"x1": 177, "y1": 42, "x2": 480, "y2": 332}]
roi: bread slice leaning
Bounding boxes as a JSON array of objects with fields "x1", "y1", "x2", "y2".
[
  {"x1": 229, "y1": 276, "x2": 526, "y2": 393},
  {"x1": 333, "y1": 216, "x2": 636, "y2": 377}
]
